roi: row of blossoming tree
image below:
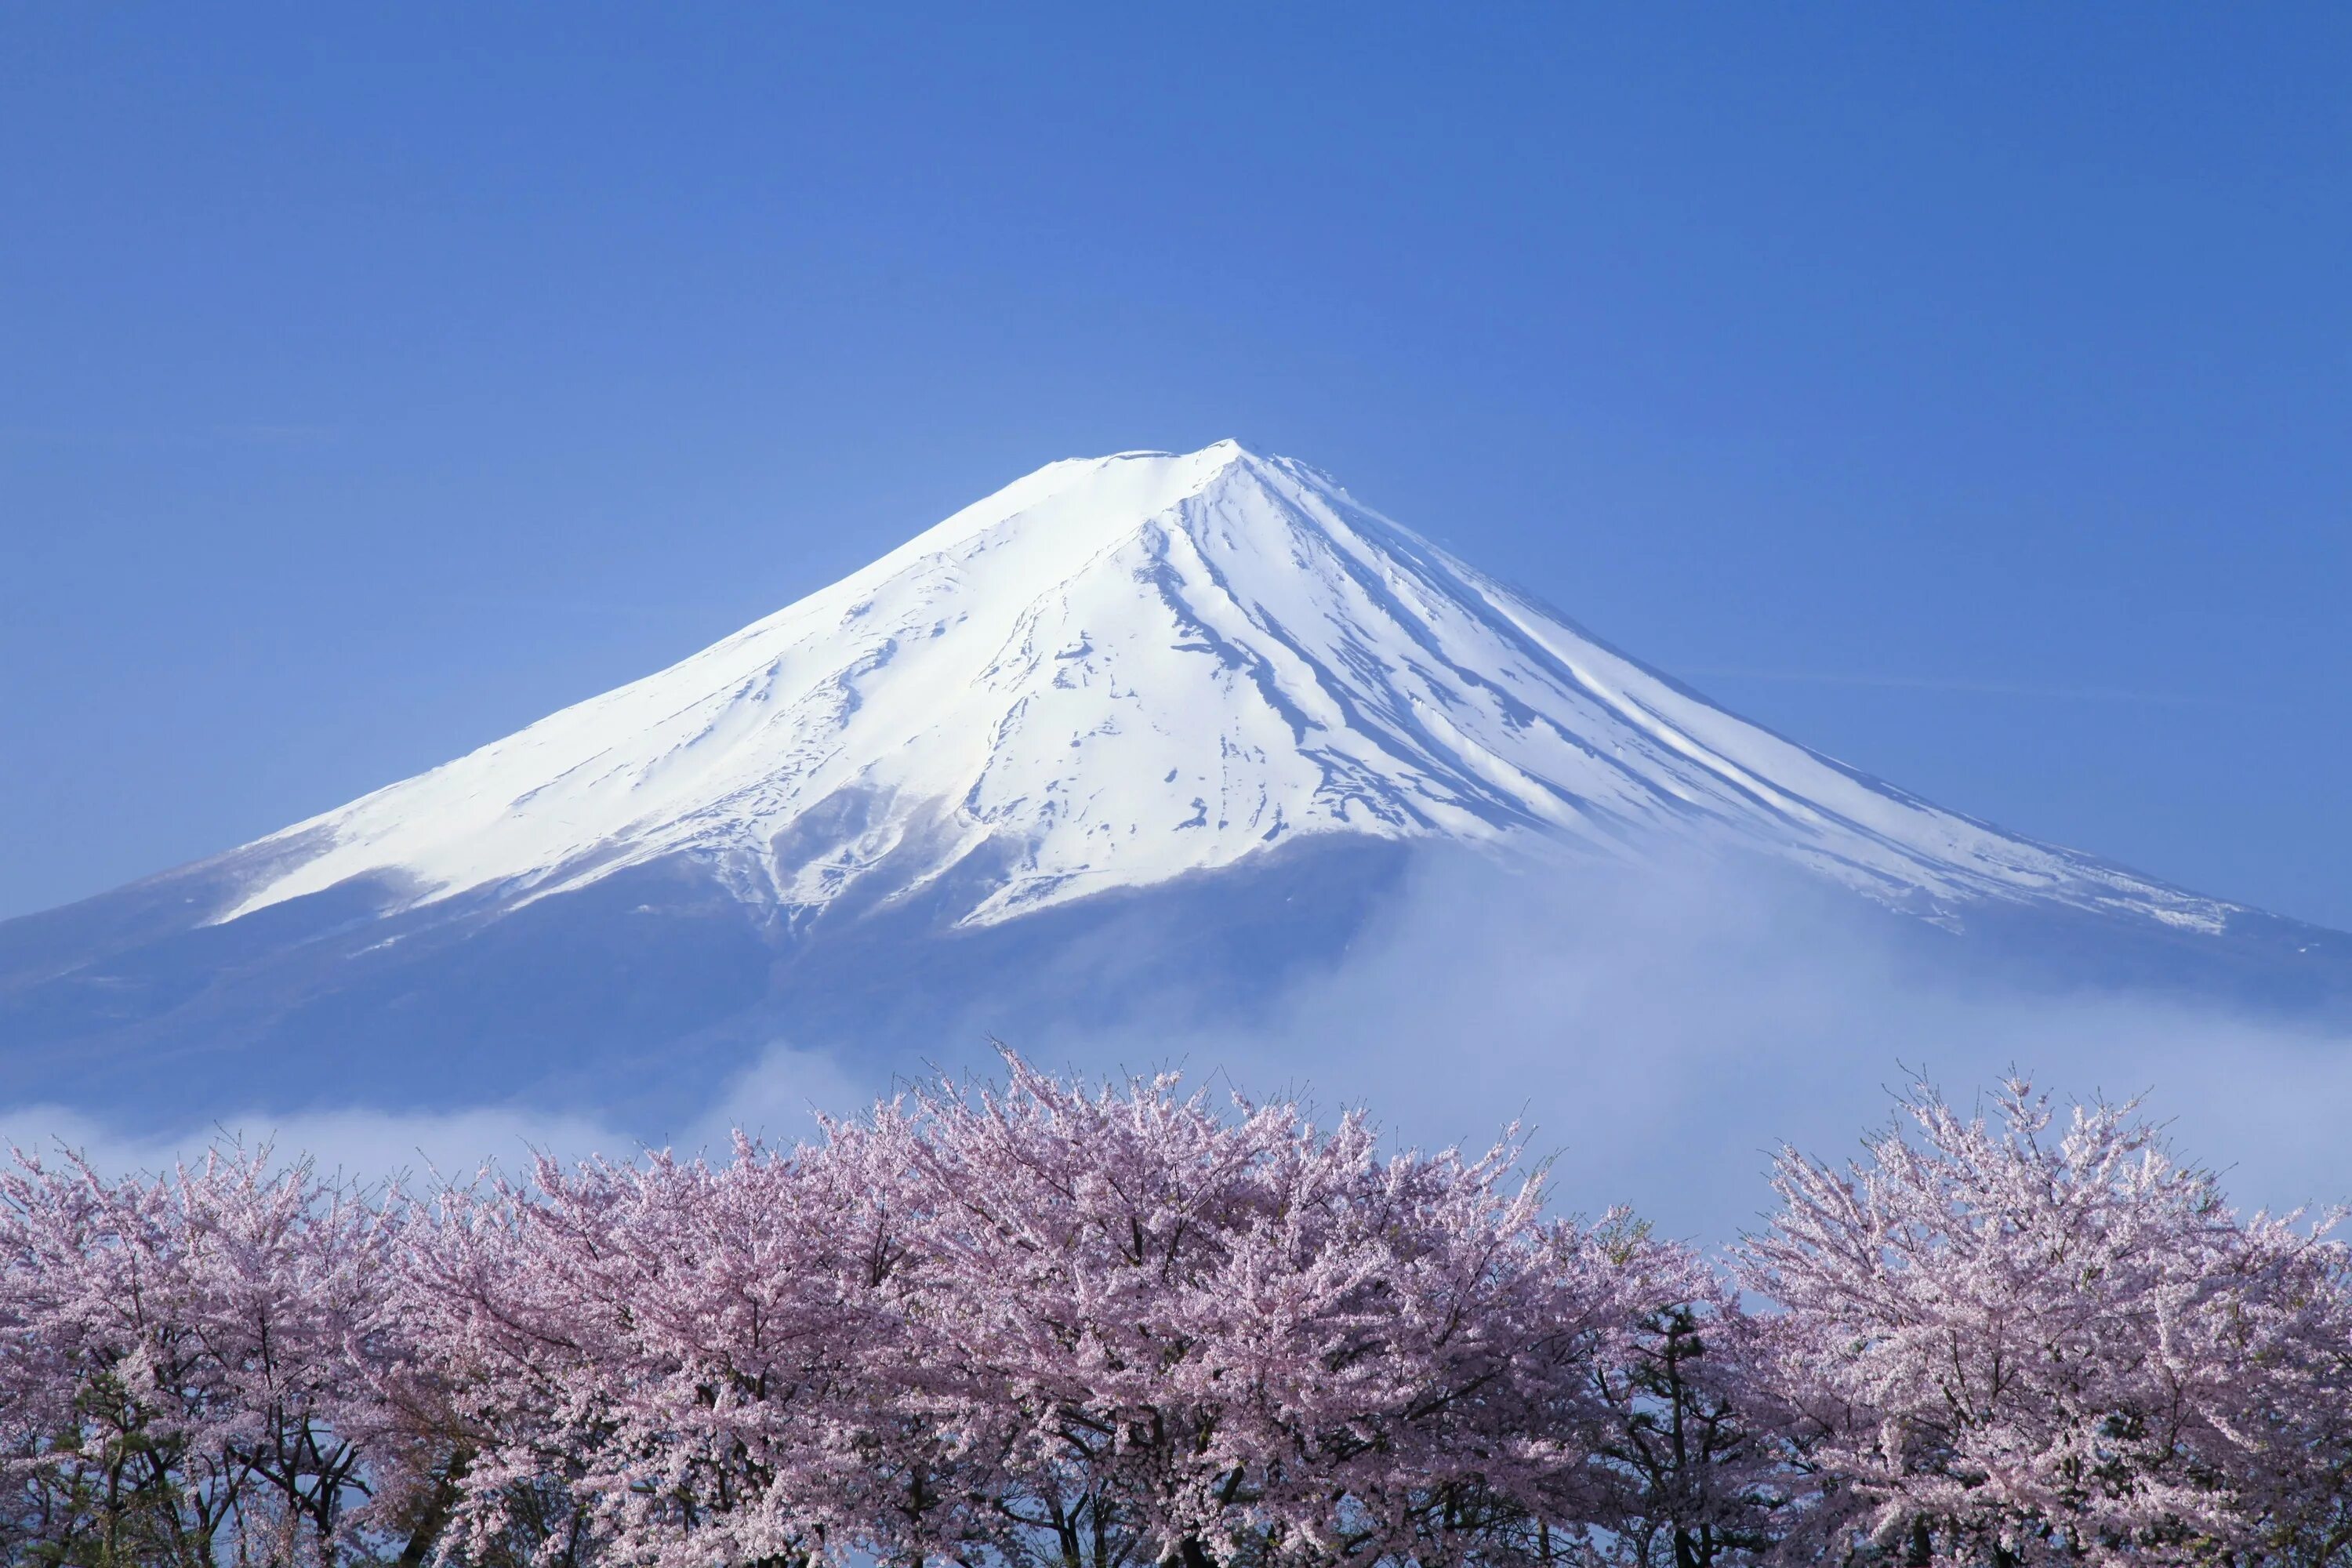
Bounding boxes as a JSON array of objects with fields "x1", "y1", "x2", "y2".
[{"x1": 2, "y1": 1055, "x2": 2347, "y2": 1568}]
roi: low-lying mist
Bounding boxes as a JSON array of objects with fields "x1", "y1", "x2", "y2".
[
  {"x1": 12, "y1": 849, "x2": 2347, "y2": 1246},
  {"x1": 1040, "y1": 849, "x2": 2352, "y2": 1242}
]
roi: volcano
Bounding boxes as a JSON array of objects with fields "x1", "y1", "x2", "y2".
[{"x1": 5, "y1": 442, "x2": 2343, "y2": 1125}]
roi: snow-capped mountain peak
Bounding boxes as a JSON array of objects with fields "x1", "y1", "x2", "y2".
[{"x1": 209, "y1": 442, "x2": 2232, "y2": 936}]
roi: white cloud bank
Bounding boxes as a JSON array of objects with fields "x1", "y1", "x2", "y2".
[
  {"x1": 1023, "y1": 852, "x2": 2352, "y2": 1243},
  {"x1": 1, "y1": 1045, "x2": 866, "y2": 1188},
  {"x1": 9, "y1": 855, "x2": 2345, "y2": 1245}
]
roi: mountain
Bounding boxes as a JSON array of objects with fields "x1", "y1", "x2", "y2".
[{"x1": 5, "y1": 442, "x2": 2345, "y2": 1126}]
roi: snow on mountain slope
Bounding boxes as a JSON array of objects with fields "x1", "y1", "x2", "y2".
[{"x1": 211, "y1": 441, "x2": 2234, "y2": 936}]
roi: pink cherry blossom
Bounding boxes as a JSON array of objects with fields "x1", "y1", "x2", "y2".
[
  {"x1": 1740, "y1": 1077, "x2": 2351, "y2": 1568},
  {"x1": 833, "y1": 1054, "x2": 1697, "y2": 1568},
  {"x1": 0, "y1": 1142, "x2": 401, "y2": 1566},
  {"x1": 0, "y1": 1059, "x2": 2340, "y2": 1568}
]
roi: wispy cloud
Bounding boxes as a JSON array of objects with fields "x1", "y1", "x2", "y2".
[
  {"x1": 418, "y1": 593, "x2": 757, "y2": 622},
  {"x1": 0, "y1": 423, "x2": 343, "y2": 450},
  {"x1": 209, "y1": 423, "x2": 340, "y2": 447},
  {"x1": 1678, "y1": 666, "x2": 2224, "y2": 707}
]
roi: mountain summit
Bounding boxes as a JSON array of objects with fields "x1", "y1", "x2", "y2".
[
  {"x1": 211, "y1": 441, "x2": 2221, "y2": 935},
  {"x1": 2, "y1": 444, "x2": 2340, "y2": 1123}
]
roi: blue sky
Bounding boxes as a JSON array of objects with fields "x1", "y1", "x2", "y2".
[{"x1": 5, "y1": 6, "x2": 2348, "y2": 929}]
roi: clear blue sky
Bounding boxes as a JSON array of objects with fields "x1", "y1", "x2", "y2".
[{"x1": 4, "y1": 7, "x2": 2347, "y2": 928}]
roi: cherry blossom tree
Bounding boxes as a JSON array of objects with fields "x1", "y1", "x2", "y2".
[
  {"x1": 2190, "y1": 1210, "x2": 2352, "y2": 1568},
  {"x1": 0, "y1": 1142, "x2": 402, "y2": 1567},
  {"x1": 876, "y1": 1054, "x2": 1697, "y2": 1568},
  {"x1": 11, "y1": 1059, "x2": 2338, "y2": 1568},
  {"x1": 1739, "y1": 1077, "x2": 2351, "y2": 1568},
  {"x1": 394, "y1": 1126, "x2": 934, "y2": 1568},
  {"x1": 394, "y1": 1053, "x2": 1715, "y2": 1568}
]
